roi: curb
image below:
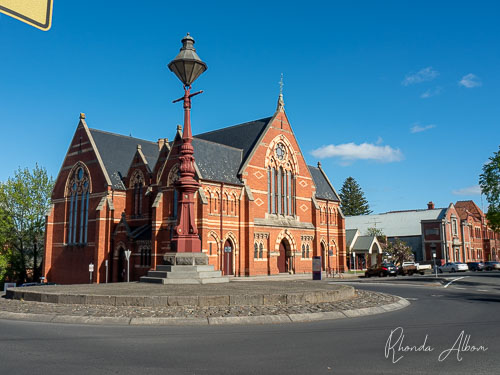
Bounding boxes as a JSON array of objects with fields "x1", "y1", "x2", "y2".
[{"x1": 0, "y1": 297, "x2": 410, "y2": 326}]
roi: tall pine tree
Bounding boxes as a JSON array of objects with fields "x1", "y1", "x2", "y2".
[{"x1": 339, "y1": 176, "x2": 372, "y2": 216}]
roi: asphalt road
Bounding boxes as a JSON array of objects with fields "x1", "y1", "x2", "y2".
[{"x1": 0, "y1": 273, "x2": 499, "y2": 375}]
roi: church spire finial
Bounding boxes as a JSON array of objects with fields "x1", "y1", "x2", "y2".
[{"x1": 277, "y1": 73, "x2": 285, "y2": 112}]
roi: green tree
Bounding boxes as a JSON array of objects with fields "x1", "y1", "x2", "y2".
[
  {"x1": 339, "y1": 177, "x2": 372, "y2": 216},
  {"x1": 366, "y1": 227, "x2": 387, "y2": 249},
  {"x1": 0, "y1": 165, "x2": 53, "y2": 283},
  {"x1": 479, "y1": 146, "x2": 500, "y2": 231},
  {"x1": 385, "y1": 238, "x2": 413, "y2": 266}
]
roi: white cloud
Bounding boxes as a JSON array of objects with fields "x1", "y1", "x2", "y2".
[
  {"x1": 311, "y1": 142, "x2": 404, "y2": 163},
  {"x1": 402, "y1": 67, "x2": 439, "y2": 86},
  {"x1": 420, "y1": 86, "x2": 442, "y2": 98},
  {"x1": 459, "y1": 73, "x2": 482, "y2": 88},
  {"x1": 452, "y1": 185, "x2": 482, "y2": 195},
  {"x1": 410, "y1": 124, "x2": 436, "y2": 133}
]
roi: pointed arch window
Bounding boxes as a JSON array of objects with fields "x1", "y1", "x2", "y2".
[
  {"x1": 259, "y1": 243, "x2": 264, "y2": 259},
  {"x1": 302, "y1": 244, "x2": 306, "y2": 258},
  {"x1": 130, "y1": 170, "x2": 145, "y2": 218},
  {"x1": 254, "y1": 243, "x2": 259, "y2": 259},
  {"x1": 67, "y1": 165, "x2": 90, "y2": 245}
]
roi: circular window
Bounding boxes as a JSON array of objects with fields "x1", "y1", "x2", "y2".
[
  {"x1": 77, "y1": 167, "x2": 84, "y2": 180},
  {"x1": 275, "y1": 143, "x2": 286, "y2": 160}
]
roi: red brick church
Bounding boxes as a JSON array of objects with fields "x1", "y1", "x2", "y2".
[{"x1": 43, "y1": 95, "x2": 347, "y2": 284}]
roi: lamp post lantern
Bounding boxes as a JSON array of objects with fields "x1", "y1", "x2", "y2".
[{"x1": 168, "y1": 33, "x2": 207, "y2": 253}]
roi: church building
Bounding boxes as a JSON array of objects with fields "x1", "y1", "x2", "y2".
[{"x1": 43, "y1": 95, "x2": 347, "y2": 284}]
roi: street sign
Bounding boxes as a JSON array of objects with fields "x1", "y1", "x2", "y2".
[
  {"x1": 88, "y1": 263, "x2": 94, "y2": 273},
  {"x1": 124, "y1": 250, "x2": 132, "y2": 260},
  {"x1": 0, "y1": 0, "x2": 53, "y2": 31}
]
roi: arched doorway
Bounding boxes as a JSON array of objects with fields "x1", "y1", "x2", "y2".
[
  {"x1": 321, "y1": 242, "x2": 327, "y2": 271},
  {"x1": 223, "y1": 239, "x2": 233, "y2": 276},
  {"x1": 278, "y1": 239, "x2": 291, "y2": 273},
  {"x1": 118, "y1": 248, "x2": 126, "y2": 282}
]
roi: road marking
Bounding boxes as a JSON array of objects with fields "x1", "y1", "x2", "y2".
[
  {"x1": 477, "y1": 289, "x2": 489, "y2": 292},
  {"x1": 443, "y1": 276, "x2": 468, "y2": 288},
  {"x1": 404, "y1": 297, "x2": 419, "y2": 300},
  {"x1": 431, "y1": 294, "x2": 443, "y2": 297},
  {"x1": 453, "y1": 287, "x2": 466, "y2": 290}
]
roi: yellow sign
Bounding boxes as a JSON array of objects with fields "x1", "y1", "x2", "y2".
[{"x1": 0, "y1": 0, "x2": 53, "y2": 31}]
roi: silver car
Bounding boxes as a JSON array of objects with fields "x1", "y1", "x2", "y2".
[{"x1": 439, "y1": 262, "x2": 469, "y2": 273}]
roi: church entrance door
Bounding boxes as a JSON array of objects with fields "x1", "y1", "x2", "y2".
[
  {"x1": 118, "y1": 248, "x2": 126, "y2": 282},
  {"x1": 223, "y1": 240, "x2": 233, "y2": 276},
  {"x1": 278, "y1": 240, "x2": 289, "y2": 273}
]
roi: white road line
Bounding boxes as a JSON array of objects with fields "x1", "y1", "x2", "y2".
[
  {"x1": 454, "y1": 287, "x2": 466, "y2": 290},
  {"x1": 477, "y1": 289, "x2": 489, "y2": 292},
  {"x1": 443, "y1": 276, "x2": 468, "y2": 288}
]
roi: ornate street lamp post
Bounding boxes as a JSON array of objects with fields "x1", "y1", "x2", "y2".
[{"x1": 168, "y1": 33, "x2": 207, "y2": 253}]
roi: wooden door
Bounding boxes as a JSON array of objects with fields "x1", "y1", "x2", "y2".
[
  {"x1": 278, "y1": 241, "x2": 287, "y2": 273},
  {"x1": 223, "y1": 240, "x2": 233, "y2": 275}
]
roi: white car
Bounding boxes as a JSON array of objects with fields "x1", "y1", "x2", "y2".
[{"x1": 439, "y1": 262, "x2": 469, "y2": 273}]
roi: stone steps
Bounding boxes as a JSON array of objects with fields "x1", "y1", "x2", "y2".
[
  {"x1": 140, "y1": 254, "x2": 229, "y2": 284},
  {"x1": 155, "y1": 265, "x2": 214, "y2": 273},
  {"x1": 146, "y1": 270, "x2": 223, "y2": 279},
  {"x1": 139, "y1": 276, "x2": 229, "y2": 285}
]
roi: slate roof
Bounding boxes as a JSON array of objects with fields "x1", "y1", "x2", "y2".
[
  {"x1": 89, "y1": 129, "x2": 159, "y2": 189},
  {"x1": 308, "y1": 166, "x2": 340, "y2": 201},
  {"x1": 87, "y1": 116, "x2": 337, "y2": 192},
  {"x1": 192, "y1": 138, "x2": 243, "y2": 185},
  {"x1": 345, "y1": 208, "x2": 447, "y2": 237},
  {"x1": 194, "y1": 117, "x2": 271, "y2": 164}
]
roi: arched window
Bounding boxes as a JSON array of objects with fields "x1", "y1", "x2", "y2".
[
  {"x1": 130, "y1": 169, "x2": 145, "y2": 217},
  {"x1": 67, "y1": 164, "x2": 90, "y2": 245},
  {"x1": 302, "y1": 244, "x2": 306, "y2": 258},
  {"x1": 259, "y1": 243, "x2": 264, "y2": 259},
  {"x1": 254, "y1": 243, "x2": 258, "y2": 259},
  {"x1": 267, "y1": 168, "x2": 271, "y2": 213},
  {"x1": 277, "y1": 167, "x2": 282, "y2": 214},
  {"x1": 271, "y1": 167, "x2": 276, "y2": 213},
  {"x1": 306, "y1": 244, "x2": 310, "y2": 258}
]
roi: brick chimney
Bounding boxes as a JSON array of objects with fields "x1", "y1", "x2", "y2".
[
  {"x1": 427, "y1": 201, "x2": 435, "y2": 210},
  {"x1": 158, "y1": 138, "x2": 165, "y2": 150}
]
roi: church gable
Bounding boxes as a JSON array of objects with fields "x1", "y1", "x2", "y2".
[
  {"x1": 52, "y1": 114, "x2": 111, "y2": 200},
  {"x1": 89, "y1": 128, "x2": 159, "y2": 190}
]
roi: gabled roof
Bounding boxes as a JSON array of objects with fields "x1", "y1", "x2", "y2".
[
  {"x1": 346, "y1": 208, "x2": 447, "y2": 237},
  {"x1": 194, "y1": 117, "x2": 271, "y2": 166},
  {"x1": 308, "y1": 165, "x2": 340, "y2": 201},
  {"x1": 455, "y1": 200, "x2": 484, "y2": 219},
  {"x1": 89, "y1": 129, "x2": 159, "y2": 189},
  {"x1": 352, "y1": 235, "x2": 382, "y2": 254},
  {"x1": 346, "y1": 229, "x2": 359, "y2": 249}
]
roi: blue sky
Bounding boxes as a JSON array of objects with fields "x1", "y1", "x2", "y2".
[{"x1": 1, "y1": 1, "x2": 498, "y2": 213}]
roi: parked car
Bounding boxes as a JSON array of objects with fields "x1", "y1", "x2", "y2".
[
  {"x1": 467, "y1": 262, "x2": 485, "y2": 271},
  {"x1": 365, "y1": 262, "x2": 398, "y2": 277},
  {"x1": 439, "y1": 262, "x2": 469, "y2": 273},
  {"x1": 484, "y1": 261, "x2": 500, "y2": 271}
]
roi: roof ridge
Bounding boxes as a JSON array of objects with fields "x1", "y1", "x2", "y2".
[
  {"x1": 193, "y1": 137, "x2": 244, "y2": 152},
  {"x1": 195, "y1": 117, "x2": 272, "y2": 137},
  {"x1": 89, "y1": 128, "x2": 157, "y2": 145}
]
